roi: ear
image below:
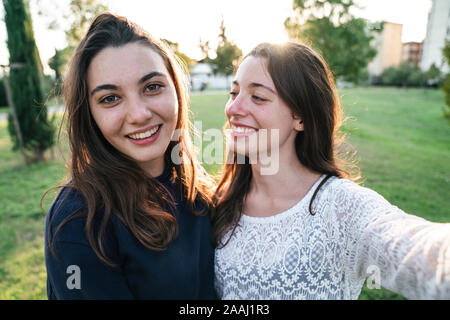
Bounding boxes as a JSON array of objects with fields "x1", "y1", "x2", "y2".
[{"x1": 292, "y1": 113, "x2": 304, "y2": 132}]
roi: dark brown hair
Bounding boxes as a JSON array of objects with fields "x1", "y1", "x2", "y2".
[
  {"x1": 211, "y1": 42, "x2": 359, "y2": 248},
  {"x1": 46, "y1": 13, "x2": 214, "y2": 265}
]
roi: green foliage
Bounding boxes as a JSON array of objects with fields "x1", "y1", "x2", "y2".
[
  {"x1": 425, "y1": 63, "x2": 442, "y2": 86},
  {"x1": 65, "y1": 0, "x2": 108, "y2": 47},
  {"x1": 211, "y1": 43, "x2": 243, "y2": 76},
  {"x1": 48, "y1": 47, "x2": 72, "y2": 95},
  {"x1": 441, "y1": 41, "x2": 450, "y2": 120},
  {"x1": 46, "y1": 0, "x2": 107, "y2": 93},
  {"x1": 2, "y1": 0, "x2": 55, "y2": 162},
  {"x1": 285, "y1": 0, "x2": 377, "y2": 83},
  {"x1": 377, "y1": 62, "x2": 444, "y2": 88},
  {"x1": 209, "y1": 19, "x2": 243, "y2": 76},
  {"x1": 161, "y1": 39, "x2": 195, "y2": 69},
  {"x1": 380, "y1": 62, "x2": 422, "y2": 87},
  {"x1": 41, "y1": 74, "x2": 58, "y2": 102},
  {"x1": 442, "y1": 74, "x2": 450, "y2": 119},
  {"x1": 0, "y1": 79, "x2": 7, "y2": 107},
  {"x1": 198, "y1": 38, "x2": 212, "y2": 61}
]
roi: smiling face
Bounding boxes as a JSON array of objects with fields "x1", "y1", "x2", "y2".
[
  {"x1": 87, "y1": 42, "x2": 179, "y2": 176},
  {"x1": 225, "y1": 56, "x2": 303, "y2": 158}
]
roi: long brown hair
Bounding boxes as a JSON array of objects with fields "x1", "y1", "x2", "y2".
[
  {"x1": 212, "y1": 42, "x2": 359, "y2": 248},
  {"x1": 46, "y1": 13, "x2": 214, "y2": 266}
]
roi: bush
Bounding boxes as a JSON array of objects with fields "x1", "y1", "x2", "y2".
[
  {"x1": 441, "y1": 41, "x2": 450, "y2": 120},
  {"x1": 380, "y1": 62, "x2": 424, "y2": 87},
  {"x1": 442, "y1": 73, "x2": 450, "y2": 120},
  {"x1": 3, "y1": 0, "x2": 55, "y2": 162},
  {"x1": 376, "y1": 62, "x2": 443, "y2": 88},
  {"x1": 0, "y1": 79, "x2": 7, "y2": 107}
]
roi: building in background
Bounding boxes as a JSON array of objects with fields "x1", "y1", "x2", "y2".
[
  {"x1": 189, "y1": 62, "x2": 231, "y2": 90},
  {"x1": 402, "y1": 42, "x2": 422, "y2": 67},
  {"x1": 420, "y1": 0, "x2": 450, "y2": 73},
  {"x1": 368, "y1": 22, "x2": 403, "y2": 76}
]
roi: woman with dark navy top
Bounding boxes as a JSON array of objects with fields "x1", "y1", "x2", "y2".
[{"x1": 44, "y1": 13, "x2": 216, "y2": 299}]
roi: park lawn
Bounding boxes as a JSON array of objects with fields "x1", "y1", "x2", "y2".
[
  {"x1": 341, "y1": 87, "x2": 449, "y2": 300},
  {"x1": 0, "y1": 87, "x2": 448, "y2": 300},
  {"x1": 340, "y1": 87, "x2": 449, "y2": 223}
]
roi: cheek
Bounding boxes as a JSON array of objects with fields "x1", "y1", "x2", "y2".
[
  {"x1": 157, "y1": 89, "x2": 179, "y2": 121},
  {"x1": 91, "y1": 107, "x2": 124, "y2": 138},
  {"x1": 225, "y1": 100, "x2": 233, "y2": 118},
  {"x1": 252, "y1": 107, "x2": 272, "y2": 127},
  {"x1": 166, "y1": 99, "x2": 179, "y2": 127}
]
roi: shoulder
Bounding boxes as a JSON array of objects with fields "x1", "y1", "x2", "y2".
[
  {"x1": 320, "y1": 176, "x2": 397, "y2": 216},
  {"x1": 46, "y1": 186, "x2": 87, "y2": 225},
  {"x1": 325, "y1": 176, "x2": 388, "y2": 202},
  {"x1": 45, "y1": 186, "x2": 122, "y2": 264},
  {"x1": 45, "y1": 186, "x2": 91, "y2": 244}
]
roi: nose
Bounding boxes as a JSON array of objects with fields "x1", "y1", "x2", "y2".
[
  {"x1": 225, "y1": 94, "x2": 248, "y2": 119},
  {"x1": 126, "y1": 95, "x2": 153, "y2": 124}
]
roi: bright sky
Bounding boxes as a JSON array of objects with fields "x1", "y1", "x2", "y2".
[{"x1": 0, "y1": 0, "x2": 433, "y2": 75}]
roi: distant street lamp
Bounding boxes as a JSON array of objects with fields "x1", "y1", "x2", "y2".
[{"x1": 1, "y1": 62, "x2": 28, "y2": 164}]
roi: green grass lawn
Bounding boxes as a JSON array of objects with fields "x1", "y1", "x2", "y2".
[{"x1": 0, "y1": 87, "x2": 448, "y2": 300}]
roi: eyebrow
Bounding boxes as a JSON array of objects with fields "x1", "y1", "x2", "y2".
[
  {"x1": 232, "y1": 80, "x2": 277, "y2": 95},
  {"x1": 138, "y1": 71, "x2": 165, "y2": 84},
  {"x1": 90, "y1": 71, "x2": 166, "y2": 96}
]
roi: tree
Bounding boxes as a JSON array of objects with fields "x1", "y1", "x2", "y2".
[
  {"x1": 441, "y1": 41, "x2": 450, "y2": 120},
  {"x1": 381, "y1": 62, "x2": 423, "y2": 88},
  {"x1": 0, "y1": 79, "x2": 7, "y2": 107},
  {"x1": 284, "y1": 0, "x2": 378, "y2": 83},
  {"x1": 48, "y1": 46, "x2": 72, "y2": 96},
  {"x1": 64, "y1": 0, "x2": 108, "y2": 47},
  {"x1": 424, "y1": 63, "x2": 443, "y2": 87},
  {"x1": 47, "y1": 0, "x2": 107, "y2": 93},
  {"x1": 161, "y1": 39, "x2": 195, "y2": 69},
  {"x1": 198, "y1": 38, "x2": 212, "y2": 61},
  {"x1": 209, "y1": 19, "x2": 243, "y2": 76},
  {"x1": 3, "y1": 0, "x2": 55, "y2": 163}
]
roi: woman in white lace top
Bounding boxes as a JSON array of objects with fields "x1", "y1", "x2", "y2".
[{"x1": 212, "y1": 42, "x2": 450, "y2": 300}]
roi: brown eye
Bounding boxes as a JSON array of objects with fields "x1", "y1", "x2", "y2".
[
  {"x1": 252, "y1": 95, "x2": 267, "y2": 102},
  {"x1": 145, "y1": 83, "x2": 163, "y2": 93},
  {"x1": 100, "y1": 94, "x2": 120, "y2": 104},
  {"x1": 228, "y1": 91, "x2": 238, "y2": 100}
]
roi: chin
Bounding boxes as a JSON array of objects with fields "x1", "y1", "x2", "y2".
[{"x1": 129, "y1": 147, "x2": 167, "y2": 167}]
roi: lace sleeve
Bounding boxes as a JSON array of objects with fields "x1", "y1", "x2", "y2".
[{"x1": 332, "y1": 180, "x2": 450, "y2": 299}]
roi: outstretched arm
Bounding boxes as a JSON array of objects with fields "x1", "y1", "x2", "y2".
[{"x1": 334, "y1": 180, "x2": 450, "y2": 299}]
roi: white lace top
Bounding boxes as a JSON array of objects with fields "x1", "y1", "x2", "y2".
[{"x1": 214, "y1": 175, "x2": 450, "y2": 300}]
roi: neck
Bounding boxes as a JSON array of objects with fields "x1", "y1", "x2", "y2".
[
  {"x1": 139, "y1": 156, "x2": 165, "y2": 178},
  {"x1": 249, "y1": 148, "x2": 321, "y2": 198}
]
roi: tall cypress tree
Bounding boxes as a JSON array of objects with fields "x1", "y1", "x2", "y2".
[{"x1": 3, "y1": 0, "x2": 54, "y2": 162}]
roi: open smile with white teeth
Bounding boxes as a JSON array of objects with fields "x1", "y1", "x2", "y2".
[
  {"x1": 231, "y1": 125, "x2": 258, "y2": 134},
  {"x1": 127, "y1": 125, "x2": 161, "y2": 140}
]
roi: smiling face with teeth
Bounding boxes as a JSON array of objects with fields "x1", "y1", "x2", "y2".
[
  {"x1": 225, "y1": 56, "x2": 304, "y2": 158},
  {"x1": 87, "y1": 42, "x2": 179, "y2": 177}
]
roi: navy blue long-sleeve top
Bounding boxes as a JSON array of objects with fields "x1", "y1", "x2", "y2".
[{"x1": 44, "y1": 166, "x2": 216, "y2": 299}]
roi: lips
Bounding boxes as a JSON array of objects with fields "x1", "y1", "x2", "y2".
[
  {"x1": 229, "y1": 121, "x2": 258, "y2": 136},
  {"x1": 231, "y1": 125, "x2": 257, "y2": 133},
  {"x1": 126, "y1": 124, "x2": 161, "y2": 140}
]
